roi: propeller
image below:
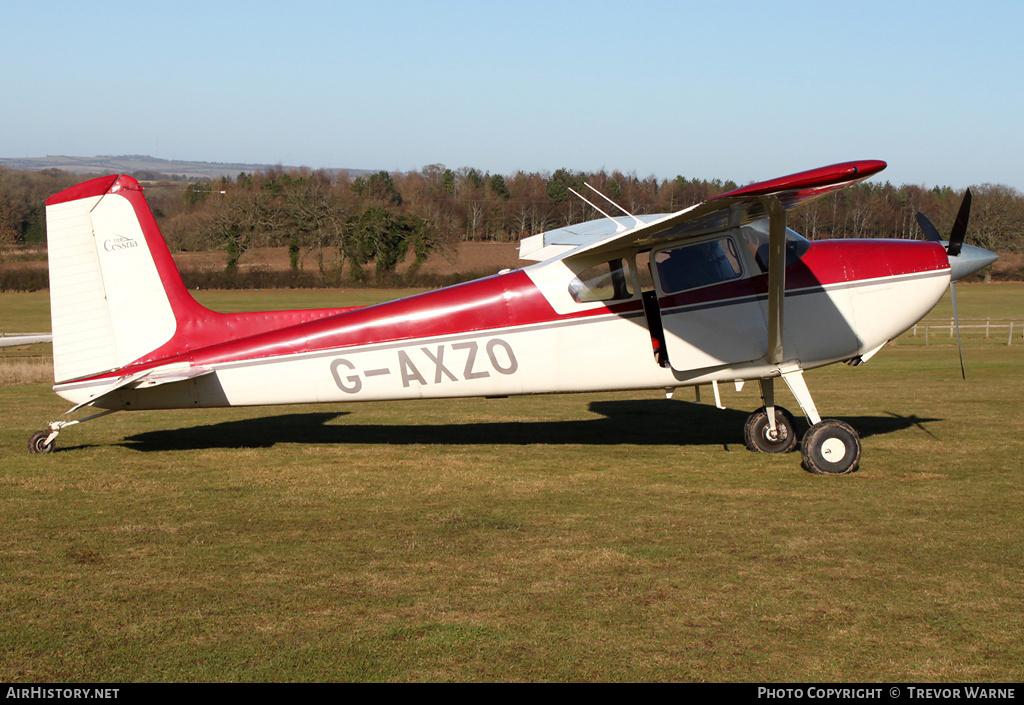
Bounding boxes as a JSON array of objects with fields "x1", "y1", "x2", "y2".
[
  {"x1": 915, "y1": 188, "x2": 972, "y2": 257},
  {"x1": 915, "y1": 189, "x2": 974, "y2": 379},
  {"x1": 947, "y1": 188, "x2": 972, "y2": 257}
]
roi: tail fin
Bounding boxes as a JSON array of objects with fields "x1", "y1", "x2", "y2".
[
  {"x1": 45, "y1": 175, "x2": 201, "y2": 383},
  {"x1": 46, "y1": 175, "x2": 360, "y2": 385}
]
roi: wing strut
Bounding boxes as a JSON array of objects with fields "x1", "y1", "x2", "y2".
[
  {"x1": 756, "y1": 196, "x2": 789, "y2": 435},
  {"x1": 763, "y1": 196, "x2": 787, "y2": 365}
]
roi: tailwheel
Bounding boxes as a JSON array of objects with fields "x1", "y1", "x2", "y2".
[
  {"x1": 744, "y1": 406, "x2": 798, "y2": 453},
  {"x1": 28, "y1": 430, "x2": 56, "y2": 454},
  {"x1": 800, "y1": 419, "x2": 861, "y2": 475}
]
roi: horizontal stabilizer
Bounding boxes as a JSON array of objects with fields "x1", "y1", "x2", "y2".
[
  {"x1": 60, "y1": 364, "x2": 215, "y2": 412},
  {"x1": 0, "y1": 333, "x2": 52, "y2": 347},
  {"x1": 132, "y1": 364, "x2": 214, "y2": 388}
]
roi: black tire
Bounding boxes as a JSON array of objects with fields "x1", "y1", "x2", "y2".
[
  {"x1": 744, "y1": 406, "x2": 798, "y2": 453},
  {"x1": 800, "y1": 419, "x2": 861, "y2": 475},
  {"x1": 28, "y1": 430, "x2": 55, "y2": 454}
]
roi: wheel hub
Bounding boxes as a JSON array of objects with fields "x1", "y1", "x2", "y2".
[{"x1": 820, "y1": 437, "x2": 847, "y2": 462}]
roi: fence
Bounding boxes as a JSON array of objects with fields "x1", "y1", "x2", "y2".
[{"x1": 909, "y1": 319, "x2": 1024, "y2": 345}]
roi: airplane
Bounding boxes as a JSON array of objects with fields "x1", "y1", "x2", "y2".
[{"x1": 26, "y1": 160, "x2": 998, "y2": 474}]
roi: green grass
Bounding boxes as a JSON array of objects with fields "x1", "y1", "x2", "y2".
[
  {"x1": 0, "y1": 290, "x2": 53, "y2": 333},
  {"x1": 925, "y1": 281, "x2": 1022, "y2": 321},
  {"x1": 2, "y1": 286, "x2": 1023, "y2": 682}
]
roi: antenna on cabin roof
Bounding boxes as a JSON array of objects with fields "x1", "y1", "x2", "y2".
[
  {"x1": 567, "y1": 187, "x2": 627, "y2": 232},
  {"x1": 584, "y1": 183, "x2": 643, "y2": 228}
]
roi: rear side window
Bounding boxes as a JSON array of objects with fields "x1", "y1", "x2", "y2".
[
  {"x1": 568, "y1": 259, "x2": 634, "y2": 303},
  {"x1": 654, "y1": 238, "x2": 742, "y2": 293}
]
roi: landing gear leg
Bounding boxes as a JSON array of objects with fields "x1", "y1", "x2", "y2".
[
  {"x1": 27, "y1": 408, "x2": 118, "y2": 454},
  {"x1": 778, "y1": 365, "x2": 861, "y2": 475},
  {"x1": 744, "y1": 378, "x2": 797, "y2": 452}
]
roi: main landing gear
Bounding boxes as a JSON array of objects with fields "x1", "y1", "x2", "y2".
[
  {"x1": 743, "y1": 406, "x2": 798, "y2": 453},
  {"x1": 742, "y1": 367, "x2": 862, "y2": 475},
  {"x1": 799, "y1": 419, "x2": 861, "y2": 475}
]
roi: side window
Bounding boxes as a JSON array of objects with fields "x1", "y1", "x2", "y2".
[
  {"x1": 654, "y1": 238, "x2": 742, "y2": 294},
  {"x1": 568, "y1": 259, "x2": 634, "y2": 303}
]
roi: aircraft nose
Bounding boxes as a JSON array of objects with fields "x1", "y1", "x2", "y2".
[{"x1": 948, "y1": 242, "x2": 999, "y2": 282}]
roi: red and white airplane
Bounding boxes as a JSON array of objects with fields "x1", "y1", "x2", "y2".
[{"x1": 28, "y1": 160, "x2": 997, "y2": 474}]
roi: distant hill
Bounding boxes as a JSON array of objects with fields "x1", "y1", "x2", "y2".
[{"x1": 0, "y1": 154, "x2": 373, "y2": 181}]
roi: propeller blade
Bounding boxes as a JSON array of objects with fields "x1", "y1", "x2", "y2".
[
  {"x1": 947, "y1": 188, "x2": 972, "y2": 257},
  {"x1": 915, "y1": 212, "x2": 943, "y2": 242},
  {"x1": 949, "y1": 282, "x2": 966, "y2": 380}
]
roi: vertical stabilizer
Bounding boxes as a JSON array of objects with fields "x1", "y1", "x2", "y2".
[{"x1": 46, "y1": 175, "x2": 179, "y2": 383}]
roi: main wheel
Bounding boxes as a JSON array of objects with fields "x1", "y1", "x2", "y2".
[
  {"x1": 800, "y1": 419, "x2": 861, "y2": 475},
  {"x1": 28, "y1": 430, "x2": 55, "y2": 454},
  {"x1": 744, "y1": 406, "x2": 798, "y2": 453}
]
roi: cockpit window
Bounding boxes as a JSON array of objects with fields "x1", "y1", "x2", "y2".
[
  {"x1": 738, "y1": 224, "x2": 811, "y2": 273},
  {"x1": 568, "y1": 258, "x2": 634, "y2": 303},
  {"x1": 654, "y1": 237, "x2": 743, "y2": 294}
]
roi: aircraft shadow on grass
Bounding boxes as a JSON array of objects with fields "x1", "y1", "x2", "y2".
[{"x1": 117, "y1": 399, "x2": 942, "y2": 452}]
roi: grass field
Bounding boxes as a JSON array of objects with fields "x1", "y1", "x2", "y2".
[{"x1": 2, "y1": 285, "x2": 1023, "y2": 682}]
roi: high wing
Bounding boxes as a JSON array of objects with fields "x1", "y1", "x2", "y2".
[{"x1": 559, "y1": 160, "x2": 886, "y2": 261}]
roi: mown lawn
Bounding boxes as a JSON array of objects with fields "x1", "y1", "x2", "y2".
[{"x1": 1, "y1": 285, "x2": 1022, "y2": 682}]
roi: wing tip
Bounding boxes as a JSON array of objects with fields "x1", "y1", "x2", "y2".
[{"x1": 718, "y1": 160, "x2": 887, "y2": 200}]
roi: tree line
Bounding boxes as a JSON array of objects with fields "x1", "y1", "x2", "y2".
[{"x1": 2, "y1": 164, "x2": 1022, "y2": 284}]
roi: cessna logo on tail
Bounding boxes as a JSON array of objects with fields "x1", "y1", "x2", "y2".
[{"x1": 103, "y1": 234, "x2": 139, "y2": 252}]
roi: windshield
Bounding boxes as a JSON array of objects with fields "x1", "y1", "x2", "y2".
[{"x1": 737, "y1": 222, "x2": 810, "y2": 273}]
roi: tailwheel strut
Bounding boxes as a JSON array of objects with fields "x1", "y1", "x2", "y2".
[{"x1": 27, "y1": 408, "x2": 118, "y2": 454}]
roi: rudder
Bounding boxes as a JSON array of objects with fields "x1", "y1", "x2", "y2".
[{"x1": 46, "y1": 175, "x2": 186, "y2": 383}]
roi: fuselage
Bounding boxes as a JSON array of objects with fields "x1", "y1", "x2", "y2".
[{"x1": 54, "y1": 230, "x2": 953, "y2": 411}]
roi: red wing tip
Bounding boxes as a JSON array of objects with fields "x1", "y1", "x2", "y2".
[
  {"x1": 46, "y1": 174, "x2": 143, "y2": 206},
  {"x1": 718, "y1": 160, "x2": 888, "y2": 200}
]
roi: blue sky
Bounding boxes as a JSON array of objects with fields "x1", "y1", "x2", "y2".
[{"x1": 3, "y1": 0, "x2": 1022, "y2": 190}]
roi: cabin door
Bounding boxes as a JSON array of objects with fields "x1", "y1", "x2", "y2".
[{"x1": 643, "y1": 236, "x2": 768, "y2": 373}]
